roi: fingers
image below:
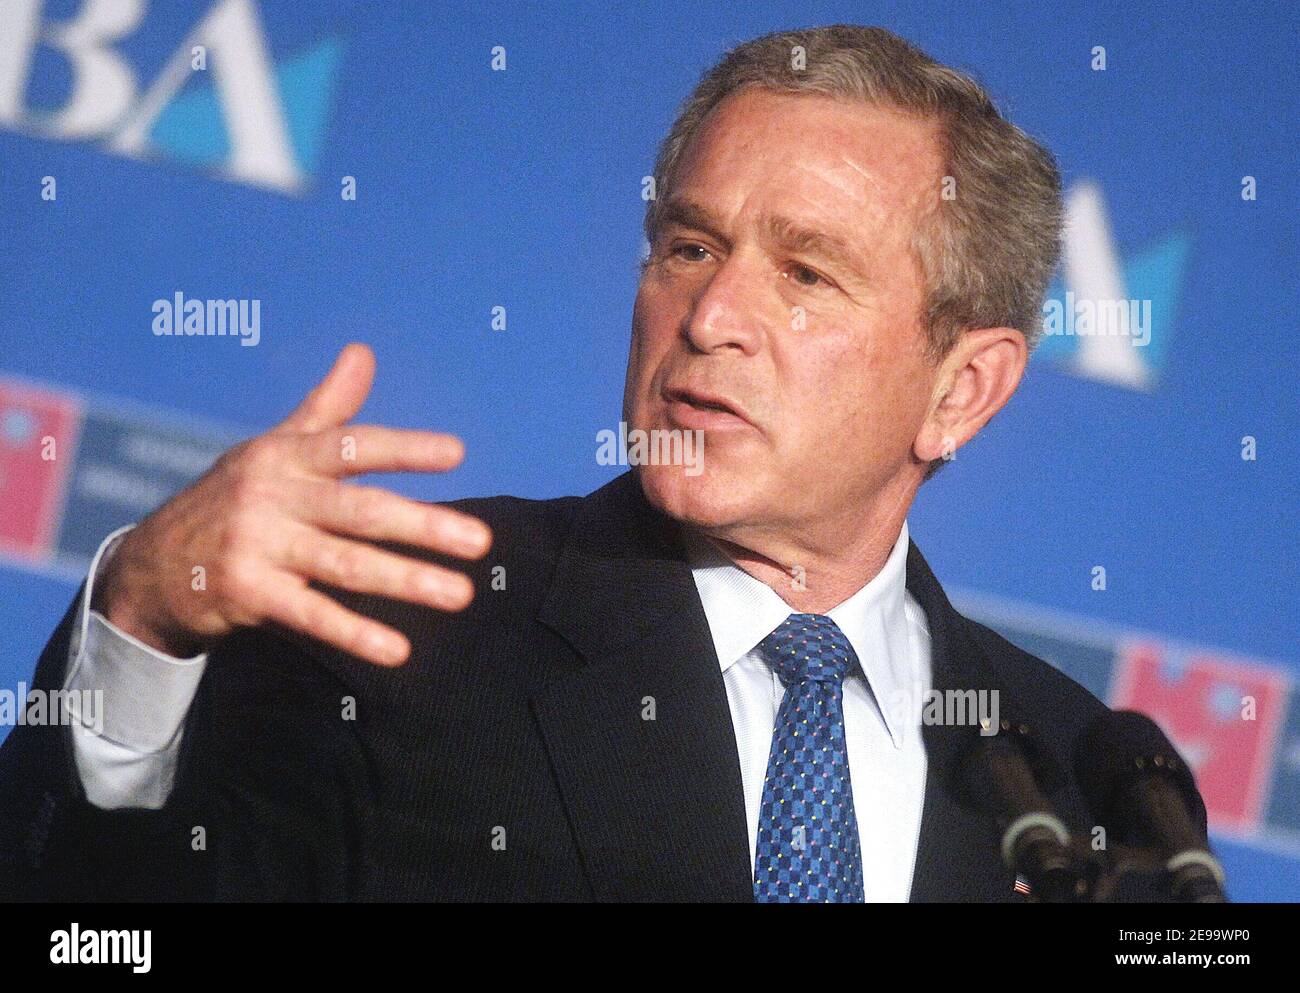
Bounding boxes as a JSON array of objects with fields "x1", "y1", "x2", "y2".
[
  {"x1": 288, "y1": 425, "x2": 466, "y2": 478},
  {"x1": 258, "y1": 574, "x2": 413, "y2": 667},
  {"x1": 288, "y1": 479, "x2": 492, "y2": 559},
  {"x1": 281, "y1": 527, "x2": 477, "y2": 614},
  {"x1": 276, "y1": 343, "x2": 376, "y2": 435}
]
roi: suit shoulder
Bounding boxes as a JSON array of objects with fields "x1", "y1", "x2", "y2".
[
  {"x1": 378, "y1": 491, "x2": 586, "y2": 587},
  {"x1": 351, "y1": 490, "x2": 586, "y2": 630},
  {"x1": 443, "y1": 490, "x2": 584, "y2": 523},
  {"x1": 439, "y1": 491, "x2": 584, "y2": 563},
  {"x1": 963, "y1": 613, "x2": 1110, "y2": 727}
]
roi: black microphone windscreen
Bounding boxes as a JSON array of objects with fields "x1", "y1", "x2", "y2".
[{"x1": 1075, "y1": 709, "x2": 1207, "y2": 839}]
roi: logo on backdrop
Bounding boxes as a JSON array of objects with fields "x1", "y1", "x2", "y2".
[
  {"x1": 0, "y1": 374, "x2": 235, "y2": 573},
  {"x1": 0, "y1": 0, "x2": 343, "y2": 193},
  {"x1": 962, "y1": 603, "x2": 1300, "y2": 857},
  {"x1": 1110, "y1": 642, "x2": 1290, "y2": 837},
  {"x1": 1034, "y1": 181, "x2": 1191, "y2": 390}
]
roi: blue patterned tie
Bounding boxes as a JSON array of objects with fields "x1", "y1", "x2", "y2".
[{"x1": 752, "y1": 613, "x2": 865, "y2": 902}]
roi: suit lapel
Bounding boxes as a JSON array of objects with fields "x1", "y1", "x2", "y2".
[
  {"x1": 531, "y1": 472, "x2": 753, "y2": 901},
  {"x1": 904, "y1": 539, "x2": 1024, "y2": 902}
]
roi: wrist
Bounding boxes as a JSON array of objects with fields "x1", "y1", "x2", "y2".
[{"x1": 90, "y1": 543, "x2": 205, "y2": 659}]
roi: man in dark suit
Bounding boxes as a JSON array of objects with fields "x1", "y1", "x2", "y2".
[{"x1": 0, "y1": 25, "x2": 1203, "y2": 902}]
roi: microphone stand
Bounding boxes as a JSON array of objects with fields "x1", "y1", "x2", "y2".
[{"x1": 1011, "y1": 838, "x2": 1227, "y2": 903}]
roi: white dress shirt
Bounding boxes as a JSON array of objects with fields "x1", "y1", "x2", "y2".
[
  {"x1": 66, "y1": 518, "x2": 933, "y2": 899},
  {"x1": 685, "y1": 520, "x2": 932, "y2": 901}
]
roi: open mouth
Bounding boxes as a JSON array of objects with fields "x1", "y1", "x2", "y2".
[
  {"x1": 680, "y1": 395, "x2": 732, "y2": 413},
  {"x1": 663, "y1": 387, "x2": 753, "y2": 430}
]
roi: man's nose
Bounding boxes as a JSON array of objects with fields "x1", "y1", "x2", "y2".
[{"x1": 682, "y1": 252, "x2": 764, "y2": 356}]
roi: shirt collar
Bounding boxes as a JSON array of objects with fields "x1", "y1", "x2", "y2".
[{"x1": 686, "y1": 519, "x2": 915, "y2": 748}]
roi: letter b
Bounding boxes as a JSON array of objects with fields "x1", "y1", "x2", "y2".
[{"x1": 0, "y1": 0, "x2": 144, "y2": 137}]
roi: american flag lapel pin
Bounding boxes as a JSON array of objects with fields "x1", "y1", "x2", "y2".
[{"x1": 1013, "y1": 874, "x2": 1032, "y2": 896}]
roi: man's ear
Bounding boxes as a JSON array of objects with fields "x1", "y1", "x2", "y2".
[{"x1": 913, "y1": 327, "x2": 1028, "y2": 465}]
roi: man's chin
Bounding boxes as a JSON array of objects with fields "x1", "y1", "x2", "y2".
[{"x1": 636, "y1": 463, "x2": 755, "y2": 529}]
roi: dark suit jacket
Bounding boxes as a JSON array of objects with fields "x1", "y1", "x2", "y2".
[{"x1": 0, "y1": 471, "x2": 1196, "y2": 901}]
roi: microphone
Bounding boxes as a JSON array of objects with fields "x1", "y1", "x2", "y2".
[
  {"x1": 1075, "y1": 710, "x2": 1226, "y2": 903},
  {"x1": 959, "y1": 720, "x2": 1088, "y2": 902}
]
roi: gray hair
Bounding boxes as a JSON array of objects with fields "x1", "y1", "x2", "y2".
[{"x1": 645, "y1": 24, "x2": 1062, "y2": 366}]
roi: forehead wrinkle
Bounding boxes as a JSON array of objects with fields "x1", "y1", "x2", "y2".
[
  {"x1": 839, "y1": 153, "x2": 871, "y2": 178},
  {"x1": 836, "y1": 154, "x2": 880, "y2": 193}
]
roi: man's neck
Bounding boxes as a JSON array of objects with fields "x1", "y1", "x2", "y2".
[{"x1": 692, "y1": 482, "x2": 916, "y2": 614}]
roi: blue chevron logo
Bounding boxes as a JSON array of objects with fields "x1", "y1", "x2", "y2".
[
  {"x1": 1033, "y1": 182, "x2": 1191, "y2": 390},
  {"x1": 147, "y1": 37, "x2": 344, "y2": 178}
]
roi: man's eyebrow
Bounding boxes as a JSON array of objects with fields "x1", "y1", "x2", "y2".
[
  {"x1": 655, "y1": 197, "x2": 727, "y2": 240},
  {"x1": 655, "y1": 197, "x2": 868, "y2": 281},
  {"x1": 760, "y1": 213, "x2": 867, "y2": 280}
]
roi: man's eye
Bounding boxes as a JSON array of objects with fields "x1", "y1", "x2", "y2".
[
  {"x1": 786, "y1": 263, "x2": 832, "y2": 289},
  {"x1": 671, "y1": 243, "x2": 711, "y2": 262}
]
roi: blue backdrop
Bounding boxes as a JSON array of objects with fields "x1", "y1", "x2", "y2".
[{"x1": 1, "y1": 0, "x2": 1296, "y2": 901}]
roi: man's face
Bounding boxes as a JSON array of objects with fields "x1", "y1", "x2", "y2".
[{"x1": 623, "y1": 87, "x2": 945, "y2": 548}]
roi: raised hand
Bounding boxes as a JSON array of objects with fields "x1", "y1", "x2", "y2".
[{"x1": 90, "y1": 343, "x2": 491, "y2": 667}]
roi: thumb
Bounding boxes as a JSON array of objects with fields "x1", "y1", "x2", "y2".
[{"x1": 276, "y1": 343, "x2": 376, "y2": 434}]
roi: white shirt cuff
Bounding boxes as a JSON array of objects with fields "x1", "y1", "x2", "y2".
[{"x1": 64, "y1": 524, "x2": 209, "y2": 809}]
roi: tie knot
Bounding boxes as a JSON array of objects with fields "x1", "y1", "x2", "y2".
[{"x1": 757, "y1": 613, "x2": 857, "y2": 687}]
